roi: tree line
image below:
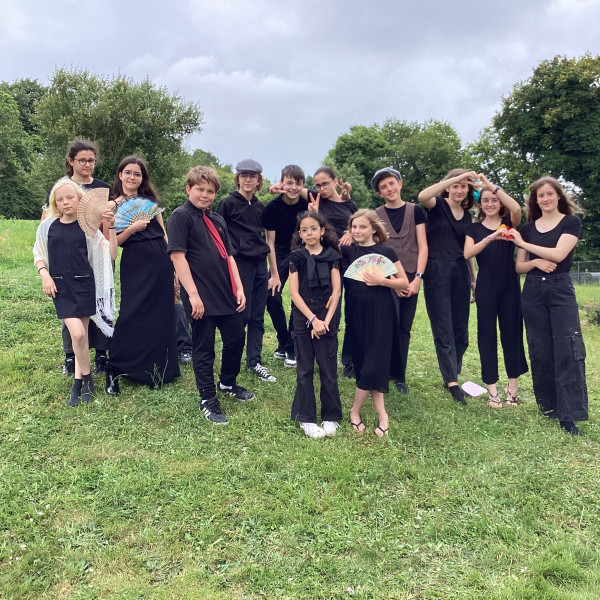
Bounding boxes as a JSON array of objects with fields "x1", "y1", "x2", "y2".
[{"x1": 1, "y1": 56, "x2": 599, "y2": 258}]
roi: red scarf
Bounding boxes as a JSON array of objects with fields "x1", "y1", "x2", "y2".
[{"x1": 203, "y1": 212, "x2": 237, "y2": 297}]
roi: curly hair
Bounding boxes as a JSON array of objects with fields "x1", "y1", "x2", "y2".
[
  {"x1": 291, "y1": 211, "x2": 339, "y2": 250},
  {"x1": 65, "y1": 138, "x2": 99, "y2": 177}
]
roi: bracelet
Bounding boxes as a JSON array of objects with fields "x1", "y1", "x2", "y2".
[
  {"x1": 38, "y1": 266, "x2": 47, "y2": 274},
  {"x1": 485, "y1": 235, "x2": 493, "y2": 244},
  {"x1": 415, "y1": 272, "x2": 424, "y2": 279},
  {"x1": 108, "y1": 226, "x2": 116, "y2": 230},
  {"x1": 306, "y1": 315, "x2": 316, "y2": 328},
  {"x1": 494, "y1": 186, "x2": 501, "y2": 194}
]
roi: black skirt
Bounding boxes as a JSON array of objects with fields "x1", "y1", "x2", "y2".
[{"x1": 53, "y1": 272, "x2": 95, "y2": 319}]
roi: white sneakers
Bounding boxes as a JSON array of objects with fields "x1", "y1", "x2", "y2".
[{"x1": 300, "y1": 421, "x2": 339, "y2": 439}]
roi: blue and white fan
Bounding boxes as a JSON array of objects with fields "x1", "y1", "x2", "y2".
[{"x1": 114, "y1": 196, "x2": 164, "y2": 232}]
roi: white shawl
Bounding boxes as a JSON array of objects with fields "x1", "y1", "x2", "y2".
[{"x1": 33, "y1": 217, "x2": 116, "y2": 336}]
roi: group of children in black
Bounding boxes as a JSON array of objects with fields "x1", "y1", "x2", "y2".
[{"x1": 35, "y1": 138, "x2": 589, "y2": 437}]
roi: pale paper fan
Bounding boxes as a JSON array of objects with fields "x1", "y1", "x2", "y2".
[
  {"x1": 114, "y1": 196, "x2": 165, "y2": 232},
  {"x1": 77, "y1": 188, "x2": 110, "y2": 237},
  {"x1": 344, "y1": 253, "x2": 397, "y2": 282}
]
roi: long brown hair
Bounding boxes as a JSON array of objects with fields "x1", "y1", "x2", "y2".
[
  {"x1": 112, "y1": 155, "x2": 159, "y2": 202},
  {"x1": 526, "y1": 177, "x2": 583, "y2": 222}
]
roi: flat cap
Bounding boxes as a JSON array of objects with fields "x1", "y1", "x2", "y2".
[
  {"x1": 371, "y1": 167, "x2": 402, "y2": 191},
  {"x1": 235, "y1": 159, "x2": 263, "y2": 174}
]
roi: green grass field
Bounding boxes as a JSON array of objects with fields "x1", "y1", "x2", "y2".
[{"x1": 1, "y1": 219, "x2": 599, "y2": 599}]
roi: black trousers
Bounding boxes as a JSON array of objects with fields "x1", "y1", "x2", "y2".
[
  {"x1": 189, "y1": 312, "x2": 245, "y2": 401},
  {"x1": 174, "y1": 302, "x2": 193, "y2": 353},
  {"x1": 392, "y1": 272, "x2": 420, "y2": 383},
  {"x1": 236, "y1": 258, "x2": 268, "y2": 368},
  {"x1": 476, "y1": 267, "x2": 528, "y2": 384},
  {"x1": 424, "y1": 258, "x2": 471, "y2": 384},
  {"x1": 266, "y1": 256, "x2": 294, "y2": 356},
  {"x1": 291, "y1": 299, "x2": 342, "y2": 423},
  {"x1": 522, "y1": 273, "x2": 588, "y2": 422}
]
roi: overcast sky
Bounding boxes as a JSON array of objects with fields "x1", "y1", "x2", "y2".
[{"x1": 2, "y1": 0, "x2": 600, "y2": 181}]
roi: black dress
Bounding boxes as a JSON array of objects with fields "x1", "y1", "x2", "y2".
[
  {"x1": 48, "y1": 220, "x2": 95, "y2": 319},
  {"x1": 109, "y1": 218, "x2": 180, "y2": 388},
  {"x1": 341, "y1": 244, "x2": 400, "y2": 392}
]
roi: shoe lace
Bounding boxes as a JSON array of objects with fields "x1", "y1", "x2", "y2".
[{"x1": 254, "y1": 364, "x2": 270, "y2": 377}]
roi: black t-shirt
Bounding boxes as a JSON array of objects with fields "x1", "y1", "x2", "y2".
[
  {"x1": 308, "y1": 192, "x2": 358, "y2": 238},
  {"x1": 466, "y1": 217, "x2": 516, "y2": 270},
  {"x1": 520, "y1": 214, "x2": 581, "y2": 275},
  {"x1": 167, "y1": 202, "x2": 238, "y2": 316},
  {"x1": 263, "y1": 194, "x2": 309, "y2": 259},
  {"x1": 384, "y1": 203, "x2": 426, "y2": 233},
  {"x1": 45, "y1": 178, "x2": 112, "y2": 209},
  {"x1": 215, "y1": 191, "x2": 270, "y2": 260},
  {"x1": 425, "y1": 196, "x2": 472, "y2": 260}
]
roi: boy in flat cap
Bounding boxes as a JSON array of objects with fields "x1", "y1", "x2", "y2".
[
  {"x1": 371, "y1": 167, "x2": 428, "y2": 394},
  {"x1": 216, "y1": 159, "x2": 280, "y2": 382}
]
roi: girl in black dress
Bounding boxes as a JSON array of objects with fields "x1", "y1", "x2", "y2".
[
  {"x1": 510, "y1": 177, "x2": 588, "y2": 435},
  {"x1": 288, "y1": 211, "x2": 342, "y2": 439},
  {"x1": 105, "y1": 156, "x2": 180, "y2": 393},
  {"x1": 418, "y1": 169, "x2": 478, "y2": 405},
  {"x1": 464, "y1": 175, "x2": 528, "y2": 408},
  {"x1": 341, "y1": 209, "x2": 408, "y2": 437},
  {"x1": 34, "y1": 178, "x2": 117, "y2": 406}
]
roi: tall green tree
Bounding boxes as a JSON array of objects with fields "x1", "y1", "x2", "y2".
[
  {"x1": 494, "y1": 54, "x2": 600, "y2": 257},
  {"x1": 327, "y1": 119, "x2": 464, "y2": 206},
  {"x1": 0, "y1": 91, "x2": 43, "y2": 219},
  {"x1": 34, "y1": 68, "x2": 203, "y2": 194}
]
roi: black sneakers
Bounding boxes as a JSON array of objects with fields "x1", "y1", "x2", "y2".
[
  {"x1": 62, "y1": 357, "x2": 75, "y2": 376},
  {"x1": 217, "y1": 381, "x2": 255, "y2": 401},
  {"x1": 200, "y1": 398, "x2": 228, "y2": 424}
]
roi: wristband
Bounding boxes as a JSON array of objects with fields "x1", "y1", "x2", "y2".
[
  {"x1": 494, "y1": 186, "x2": 501, "y2": 194},
  {"x1": 38, "y1": 266, "x2": 47, "y2": 274},
  {"x1": 306, "y1": 315, "x2": 316, "y2": 328},
  {"x1": 108, "y1": 226, "x2": 116, "y2": 230},
  {"x1": 415, "y1": 272, "x2": 424, "y2": 279}
]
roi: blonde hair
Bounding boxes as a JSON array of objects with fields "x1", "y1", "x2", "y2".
[
  {"x1": 348, "y1": 209, "x2": 388, "y2": 244},
  {"x1": 47, "y1": 177, "x2": 84, "y2": 217}
]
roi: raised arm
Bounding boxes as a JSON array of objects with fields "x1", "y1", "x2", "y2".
[
  {"x1": 479, "y1": 174, "x2": 522, "y2": 226},
  {"x1": 418, "y1": 170, "x2": 479, "y2": 208}
]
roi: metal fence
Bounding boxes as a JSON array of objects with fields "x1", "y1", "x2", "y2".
[{"x1": 571, "y1": 261, "x2": 600, "y2": 285}]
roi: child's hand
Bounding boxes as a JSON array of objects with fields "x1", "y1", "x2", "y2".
[
  {"x1": 338, "y1": 231, "x2": 353, "y2": 246},
  {"x1": 236, "y1": 290, "x2": 246, "y2": 313},
  {"x1": 41, "y1": 272, "x2": 57, "y2": 298},
  {"x1": 338, "y1": 179, "x2": 352, "y2": 200},
  {"x1": 311, "y1": 318, "x2": 328, "y2": 338},
  {"x1": 363, "y1": 271, "x2": 385, "y2": 286},
  {"x1": 308, "y1": 192, "x2": 320, "y2": 212},
  {"x1": 102, "y1": 208, "x2": 116, "y2": 228},
  {"x1": 268, "y1": 274, "x2": 281, "y2": 295},
  {"x1": 188, "y1": 292, "x2": 205, "y2": 319},
  {"x1": 269, "y1": 182, "x2": 284, "y2": 195}
]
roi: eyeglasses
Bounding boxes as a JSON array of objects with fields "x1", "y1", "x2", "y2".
[
  {"x1": 314, "y1": 180, "x2": 332, "y2": 190},
  {"x1": 74, "y1": 158, "x2": 96, "y2": 166},
  {"x1": 123, "y1": 170, "x2": 143, "y2": 179},
  {"x1": 239, "y1": 172, "x2": 259, "y2": 180},
  {"x1": 300, "y1": 226, "x2": 320, "y2": 234}
]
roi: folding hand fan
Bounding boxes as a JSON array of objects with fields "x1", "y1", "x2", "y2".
[
  {"x1": 114, "y1": 196, "x2": 165, "y2": 232},
  {"x1": 77, "y1": 187, "x2": 110, "y2": 237},
  {"x1": 344, "y1": 253, "x2": 397, "y2": 282}
]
